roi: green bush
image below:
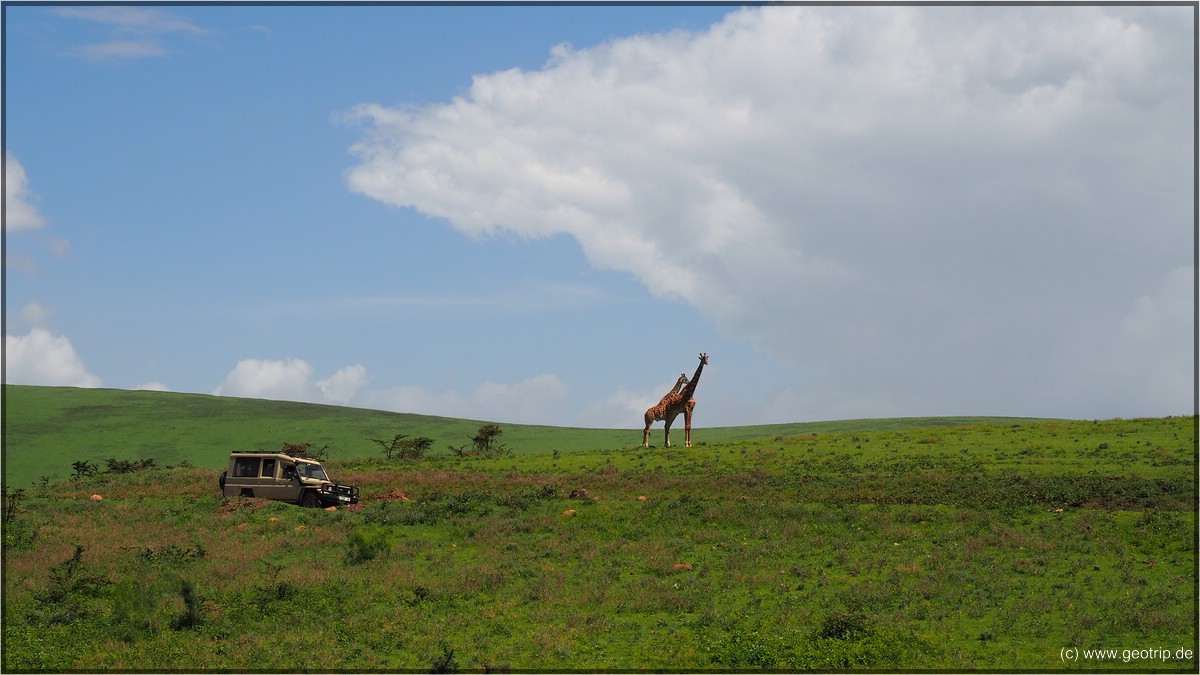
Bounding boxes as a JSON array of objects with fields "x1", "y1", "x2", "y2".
[
  {"x1": 109, "y1": 580, "x2": 161, "y2": 643},
  {"x1": 172, "y1": 579, "x2": 203, "y2": 630},
  {"x1": 345, "y1": 527, "x2": 391, "y2": 565}
]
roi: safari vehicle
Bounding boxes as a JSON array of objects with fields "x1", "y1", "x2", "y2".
[{"x1": 219, "y1": 450, "x2": 359, "y2": 508}]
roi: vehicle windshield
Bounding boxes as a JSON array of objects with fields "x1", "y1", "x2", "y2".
[{"x1": 296, "y1": 462, "x2": 329, "y2": 481}]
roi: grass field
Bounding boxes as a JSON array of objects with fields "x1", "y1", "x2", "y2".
[
  {"x1": 1, "y1": 384, "x2": 1048, "y2": 489},
  {"x1": 1, "y1": 385, "x2": 1196, "y2": 671}
]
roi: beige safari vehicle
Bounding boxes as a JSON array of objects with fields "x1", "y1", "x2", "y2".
[{"x1": 219, "y1": 450, "x2": 359, "y2": 508}]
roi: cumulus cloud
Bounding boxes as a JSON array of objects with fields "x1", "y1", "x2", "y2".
[
  {"x1": 212, "y1": 360, "x2": 367, "y2": 406},
  {"x1": 213, "y1": 358, "x2": 317, "y2": 401},
  {"x1": 346, "y1": 5, "x2": 1193, "y2": 420},
  {"x1": 316, "y1": 365, "x2": 368, "y2": 405},
  {"x1": 4, "y1": 153, "x2": 45, "y2": 232},
  {"x1": 5, "y1": 329, "x2": 102, "y2": 388},
  {"x1": 212, "y1": 359, "x2": 565, "y2": 423},
  {"x1": 359, "y1": 373, "x2": 568, "y2": 424}
]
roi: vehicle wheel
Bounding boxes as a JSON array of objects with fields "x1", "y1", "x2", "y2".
[{"x1": 301, "y1": 492, "x2": 320, "y2": 508}]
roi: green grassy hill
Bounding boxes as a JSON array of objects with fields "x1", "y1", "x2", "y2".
[
  {"x1": 1, "y1": 402, "x2": 1194, "y2": 671},
  {"x1": 2, "y1": 384, "x2": 1049, "y2": 488}
]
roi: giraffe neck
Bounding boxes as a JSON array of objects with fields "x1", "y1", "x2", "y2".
[{"x1": 679, "y1": 360, "x2": 705, "y2": 401}]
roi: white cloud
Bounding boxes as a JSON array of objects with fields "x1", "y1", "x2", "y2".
[
  {"x1": 578, "y1": 375, "x2": 695, "y2": 429},
  {"x1": 55, "y1": 7, "x2": 206, "y2": 34},
  {"x1": 1036, "y1": 265, "x2": 1195, "y2": 419},
  {"x1": 472, "y1": 374, "x2": 569, "y2": 424},
  {"x1": 316, "y1": 364, "x2": 367, "y2": 405},
  {"x1": 5, "y1": 329, "x2": 102, "y2": 388},
  {"x1": 54, "y1": 7, "x2": 208, "y2": 62},
  {"x1": 135, "y1": 381, "x2": 172, "y2": 392},
  {"x1": 359, "y1": 374, "x2": 569, "y2": 425},
  {"x1": 212, "y1": 359, "x2": 366, "y2": 406},
  {"x1": 4, "y1": 153, "x2": 45, "y2": 232},
  {"x1": 346, "y1": 5, "x2": 1193, "y2": 420},
  {"x1": 212, "y1": 359, "x2": 565, "y2": 423},
  {"x1": 213, "y1": 358, "x2": 315, "y2": 401}
]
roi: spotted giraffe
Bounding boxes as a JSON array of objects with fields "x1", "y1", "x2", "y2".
[
  {"x1": 659, "y1": 373, "x2": 689, "y2": 404},
  {"x1": 642, "y1": 353, "x2": 708, "y2": 448}
]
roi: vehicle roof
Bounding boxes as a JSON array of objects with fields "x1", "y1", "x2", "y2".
[{"x1": 230, "y1": 451, "x2": 322, "y2": 462}]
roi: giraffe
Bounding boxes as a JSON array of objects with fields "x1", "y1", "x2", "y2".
[
  {"x1": 659, "y1": 373, "x2": 689, "y2": 404},
  {"x1": 643, "y1": 353, "x2": 708, "y2": 448}
]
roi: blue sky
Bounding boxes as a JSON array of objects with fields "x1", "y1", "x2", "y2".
[{"x1": 5, "y1": 3, "x2": 1195, "y2": 429}]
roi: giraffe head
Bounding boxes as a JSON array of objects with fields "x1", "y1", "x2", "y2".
[
  {"x1": 698, "y1": 353, "x2": 709, "y2": 365},
  {"x1": 671, "y1": 373, "x2": 688, "y2": 393}
]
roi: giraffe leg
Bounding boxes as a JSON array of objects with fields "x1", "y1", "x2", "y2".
[
  {"x1": 684, "y1": 400, "x2": 696, "y2": 448},
  {"x1": 664, "y1": 411, "x2": 680, "y2": 448}
]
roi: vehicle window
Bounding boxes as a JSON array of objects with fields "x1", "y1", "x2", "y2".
[
  {"x1": 297, "y1": 463, "x2": 329, "y2": 481},
  {"x1": 261, "y1": 458, "x2": 276, "y2": 478},
  {"x1": 233, "y1": 457, "x2": 259, "y2": 478},
  {"x1": 282, "y1": 464, "x2": 296, "y2": 480}
]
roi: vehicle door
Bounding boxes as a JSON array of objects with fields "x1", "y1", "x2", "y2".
[
  {"x1": 275, "y1": 461, "x2": 303, "y2": 502},
  {"x1": 251, "y1": 457, "x2": 283, "y2": 501},
  {"x1": 226, "y1": 456, "x2": 263, "y2": 497}
]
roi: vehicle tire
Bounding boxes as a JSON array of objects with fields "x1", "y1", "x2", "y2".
[{"x1": 301, "y1": 491, "x2": 321, "y2": 508}]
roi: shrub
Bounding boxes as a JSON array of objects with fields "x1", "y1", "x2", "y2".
[
  {"x1": 708, "y1": 630, "x2": 785, "y2": 668},
  {"x1": 345, "y1": 527, "x2": 391, "y2": 565},
  {"x1": 36, "y1": 545, "x2": 108, "y2": 625},
  {"x1": 496, "y1": 484, "x2": 559, "y2": 511},
  {"x1": 104, "y1": 457, "x2": 156, "y2": 474},
  {"x1": 4, "y1": 486, "x2": 23, "y2": 524},
  {"x1": 70, "y1": 460, "x2": 98, "y2": 480},
  {"x1": 172, "y1": 579, "x2": 203, "y2": 630},
  {"x1": 110, "y1": 580, "x2": 160, "y2": 643},
  {"x1": 371, "y1": 434, "x2": 433, "y2": 461},
  {"x1": 430, "y1": 642, "x2": 459, "y2": 673},
  {"x1": 817, "y1": 610, "x2": 869, "y2": 641},
  {"x1": 133, "y1": 543, "x2": 206, "y2": 567},
  {"x1": 450, "y1": 425, "x2": 510, "y2": 457}
]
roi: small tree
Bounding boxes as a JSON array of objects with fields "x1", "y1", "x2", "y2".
[
  {"x1": 71, "y1": 460, "x2": 98, "y2": 481},
  {"x1": 447, "y1": 425, "x2": 509, "y2": 457},
  {"x1": 4, "y1": 486, "x2": 23, "y2": 524},
  {"x1": 471, "y1": 424, "x2": 508, "y2": 457},
  {"x1": 370, "y1": 434, "x2": 433, "y2": 461},
  {"x1": 277, "y1": 443, "x2": 329, "y2": 461},
  {"x1": 400, "y1": 436, "x2": 433, "y2": 460},
  {"x1": 105, "y1": 457, "x2": 156, "y2": 474},
  {"x1": 281, "y1": 442, "x2": 312, "y2": 457},
  {"x1": 370, "y1": 434, "x2": 408, "y2": 461}
]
